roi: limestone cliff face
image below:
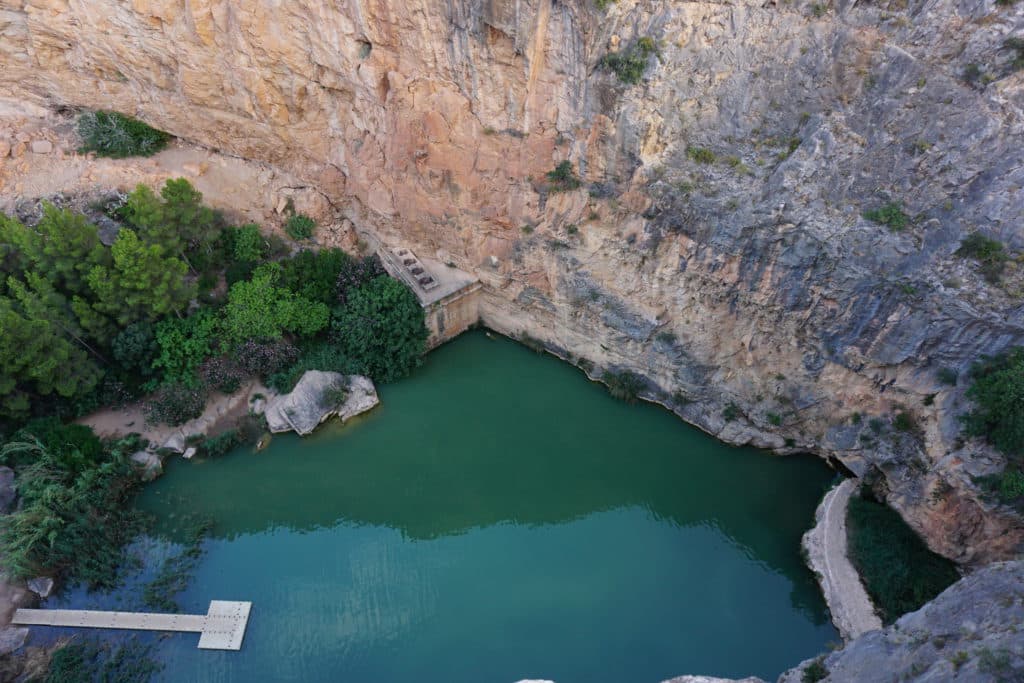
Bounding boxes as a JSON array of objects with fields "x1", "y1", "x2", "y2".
[{"x1": 2, "y1": 0, "x2": 1023, "y2": 562}]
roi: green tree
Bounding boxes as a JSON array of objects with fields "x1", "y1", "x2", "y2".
[
  {"x1": 6, "y1": 204, "x2": 110, "y2": 296},
  {"x1": 87, "y1": 229, "x2": 195, "y2": 326},
  {"x1": 221, "y1": 263, "x2": 329, "y2": 344},
  {"x1": 331, "y1": 276, "x2": 427, "y2": 382},
  {"x1": 0, "y1": 296, "x2": 101, "y2": 420},
  {"x1": 279, "y1": 248, "x2": 351, "y2": 305},
  {"x1": 231, "y1": 224, "x2": 266, "y2": 263},
  {"x1": 122, "y1": 179, "x2": 217, "y2": 260}
]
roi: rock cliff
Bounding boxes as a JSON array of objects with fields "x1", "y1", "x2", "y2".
[{"x1": 1, "y1": 0, "x2": 1023, "y2": 562}]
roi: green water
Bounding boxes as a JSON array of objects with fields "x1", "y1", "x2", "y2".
[{"x1": 102, "y1": 332, "x2": 837, "y2": 681}]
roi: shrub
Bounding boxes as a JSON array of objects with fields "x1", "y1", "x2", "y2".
[
  {"x1": 231, "y1": 223, "x2": 266, "y2": 263},
  {"x1": 595, "y1": 0, "x2": 616, "y2": 8},
  {"x1": 285, "y1": 213, "x2": 316, "y2": 240},
  {"x1": 975, "y1": 468, "x2": 1024, "y2": 511},
  {"x1": 336, "y1": 254, "x2": 386, "y2": 304},
  {"x1": 962, "y1": 347, "x2": 1024, "y2": 456},
  {"x1": 222, "y1": 263, "x2": 330, "y2": 344},
  {"x1": 199, "y1": 357, "x2": 244, "y2": 394},
  {"x1": 956, "y1": 233, "x2": 1008, "y2": 284},
  {"x1": 1005, "y1": 37, "x2": 1024, "y2": 71},
  {"x1": 331, "y1": 276, "x2": 428, "y2": 383},
  {"x1": 200, "y1": 430, "x2": 241, "y2": 458},
  {"x1": 145, "y1": 381, "x2": 208, "y2": 426},
  {"x1": 279, "y1": 248, "x2": 351, "y2": 305},
  {"x1": 267, "y1": 343, "x2": 357, "y2": 394},
  {"x1": 937, "y1": 367, "x2": 958, "y2": 386},
  {"x1": 546, "y1": 161, "x2": 582, "y2": 192},
  {"x1": 802, "y1": 657, "x2": 828, "y2": 683},
  {"x1": 846, "y1": 494, "x2": 959, "y2": 623},
  {"x1": 686, "y1": 146, "x2": 716, "y2": 164},
  {"x1": 602, "y1": 370, "x2": 645, "y2": 403},
  {"x1": 77, "y1": 111, "x2": 170, "y2": 158},
  {"x1": 600, "y1": 37, "x2": 658, "y2": 84},
  {"x1": 723, "y1": 403, "x2": 740, "y2": 421},
  {"x1": 863, "y1": 202, "x2": 909, "y2": 231},
  {"x1": 152, "y1": 309, "x2": 220, "y2": 385},
  {"x1": 235, "y1": 339, "x2": 300, "y2": 380},
  {"x1": 893, "y1": 411, "x2": 918, "y2": 433},
  {"x1": 767, "y1": 412, "x2": 783, "y2": 426}
]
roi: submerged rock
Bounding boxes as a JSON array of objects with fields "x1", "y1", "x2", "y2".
[{"x1": 264, "y1": 372, "x2": 379, "y2": 436}]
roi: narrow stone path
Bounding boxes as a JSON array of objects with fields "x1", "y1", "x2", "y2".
[{"x1": 802, "y1": 478, "x2": 882, "y2": 640}]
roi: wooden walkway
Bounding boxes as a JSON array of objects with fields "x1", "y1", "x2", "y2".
[{"x1": 11, "y1": 600, "x2": 251, "y2": 651}]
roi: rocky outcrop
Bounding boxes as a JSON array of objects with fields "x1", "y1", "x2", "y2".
[
  {"x1": 780, "y1": 560, "x2": 1024, "y2": 682},
  {"x1": 2, "y1": 0, "x2": 1023, "y2": 562},
  {"x1": 264, "y1": 372, "x2": 379, "y2": 436},
  {"x1": 803, "y1": 479, "x2": 883, "y2": 640}
]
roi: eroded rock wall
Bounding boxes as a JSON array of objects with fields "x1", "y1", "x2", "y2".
[{"x1": 2, "y1": 0, "x2": 1023, "y2": 562}]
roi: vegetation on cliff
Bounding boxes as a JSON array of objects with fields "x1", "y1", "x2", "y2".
[
  {"x1": 846, "y1": 491, "x2": 959, "y2": 624},
  {"x1": 964, "y1": 347, "x2": 1024, "y2": 510},
  {"x1": 77, "y1": 110, "x2": 170, "y2": 158}
]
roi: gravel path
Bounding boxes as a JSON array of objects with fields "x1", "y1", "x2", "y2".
[{"x1": 802, "y1": 478, "x2": 883, "y2": 640}]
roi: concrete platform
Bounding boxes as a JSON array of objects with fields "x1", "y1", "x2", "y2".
[{"x1": 12, "y1": 600, "x2": 251, "y2": 651}]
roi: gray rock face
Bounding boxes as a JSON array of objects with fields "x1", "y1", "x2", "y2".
[
  {"x1": 265, "y1": 372, "x2": 379, "y2": 436},
  {"x1": 0, "y1": 627, "x2": 28, "y2": 656},
  {"x1": 780, "y1": 560, "x2": 1024, "y2": 683},
  {"x1": 26, "y1": 577, "x2": 53, "y2": 599},
  {"x1": 0, "y1": 467, "x2": 16, "y2": 514}
]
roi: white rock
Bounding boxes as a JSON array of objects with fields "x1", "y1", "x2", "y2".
[
  {"x1": 182, "y1": 446, "x2": 197, "y2": 459},
  {"x1": 130, "y1": 450, "x2": 163, "y2": 481},
  {"x1": 162, "y1": 433, "x2": 185, "y2": 453},
  {"x1": 265, "y1": 372, "x2": 379, "y2": 436},
  {"x1": 27, "y1": 577, "x2": 54, "y2": 598},
  {"x1": 30, "y1": 139, "x2": 52, "y2": 154}
]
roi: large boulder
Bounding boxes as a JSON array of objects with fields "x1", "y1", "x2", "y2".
[
  {"x1": 130, "y1": 450, "x2": 163, "y2": 481},
  {"x1": 264, "y1": 372, "x2": 379, "y2": 436}
]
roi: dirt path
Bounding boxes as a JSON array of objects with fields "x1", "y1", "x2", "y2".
[{"x1": 802, "y1": 478, "x2": 883, "y2": 640}]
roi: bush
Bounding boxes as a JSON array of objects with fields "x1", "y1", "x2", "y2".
[
  {"x1": 846, "y1": 494, "x2": 959, "y2": 623},
  {"x1": 267, "y1": 343, "x2": 357, "y2": 394},
  {"x1": 77, "y1": 111, "x2": 171, "y2": 158},
  {"x1": 937, "y1": 367, "x2": 958, "y2": 386},
  {"x1": 285, "y1": 214, "x2": 316, "y2": 240},
  {"x1": 545, "y1": 161, "x2": 582, "y2": 192},
  {"x1": 145, "y1": 382, "x2": 208, "y2": 426},
  {"x1": 331, "y1": 276, "x2": 428, "y2": 383},
  {"x1": 962, "y1": 347, "x2": 1024, "y2": 456},
  {"x1": 956, "y1": 233, "x2": 1008, "y2": 284},
  {"x1": 199, "y1": 357, "x2": 244, "y2": 394},
  {"x1": 336, "y1": 254, "x2": 386, "y2": 304},
  {"x1": 222, "y1": 263, "x2": 330, "y2": 344},
  {"x1": 279, "y1": 248, "x2": 351, "y2": 305},
  {"x1": 231, "y1": 224, "x2": 266, "y2": 263},
  {"x1": 600, "y1": 37, "x2": 658, "y2": 84},
  {"x1": 602, "y1": 370, "x2": 644, "y2": 403},
  {"x1": 152, "y1": 309, "x2": 220, "y2": 385},
  {"x1": 235, "y1": 339, "x2": 300, "y2": 380},
  {"x1": 767, "y1": 412, "x2": 783, "y2": 426},
  {"x1": 863, "y1": 202, "x2": 909, "y2": 231},
  {"x1": 975, "y1": 468, "x2": 1024, "y2": 512},
  {"x1": 802, "y1": 657, "x2": 829, "y2": 683},
  {"x1": 723, "y1": 403, "x2": 740, "y2": 421},
  {"x1": 200, "y1": 430, "x2": 242, "y2": 458},
  {"x1": 686, "y1": 146, "x2": 716, "y2": 164}
]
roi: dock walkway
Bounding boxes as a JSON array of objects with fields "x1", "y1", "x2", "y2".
[{"x1": 11, "y1": 600, "x2": 251, "y2": 651}]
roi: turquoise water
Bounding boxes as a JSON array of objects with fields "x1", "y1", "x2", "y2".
[{"x1": 49, "y1": 332, "x2": 837, "y2": 682}]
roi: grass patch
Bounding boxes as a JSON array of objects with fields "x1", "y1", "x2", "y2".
[
  {"x1": 846, "y1": 493, "x2": 959, "y2": 623},
  {"x1": 77, "y1": 111, "x2": 171, "y2": 158},
  {"x1": 686, "y1": 146, "x2": 716, "y2": 164},
  {"x1": 863, "y1": 202, "x2": 909, "y2": 231}
]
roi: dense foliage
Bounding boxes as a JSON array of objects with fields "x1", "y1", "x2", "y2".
[
  {"x1": 956, "y1": 232, "x2": 1008, "y2": 284},
  {"x1": 77, "y1": 110, "x2": 171, "y2": 158},
  {"x1": 600, "y1": 37, "x2": 658, "y2": 84},
  {"x1": 331, "y1": 276, "x2": 428, "y2": 383},
  {"x1": 846, "y1": 493, "x2": 959, "y2": 623},
  {"x1": 0, "y1": 423, "x2": 144, "y2": 588},
  {"x1": 285, "y1": 213, "x2": 316, "y2": 240},
  {"x1": 963, "y1": 347, "x2": 1024, "y2": 456}
]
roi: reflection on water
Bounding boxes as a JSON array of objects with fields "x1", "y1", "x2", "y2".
[{"x1": 48, "y1": 332, "x2": 838, "y2": 682}]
